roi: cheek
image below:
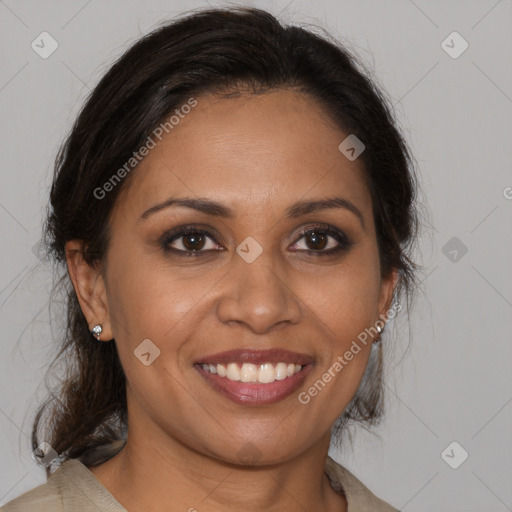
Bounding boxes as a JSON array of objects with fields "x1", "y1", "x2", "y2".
[
  {"x1": 106, "y1": 247, "x2": 208, "y2": 339},
  {"x1": 105, "y1": 257, "x2": 201, "y2": 414},
  {"x1": 300, "y1": 254, "x2": 382, "y2": 341},
  {"x1": 294, "y1": 251, "x2": 381, "y2": 404},
  {"x1": 104, "y1": 248, "x2": 223, "y2": 393}
]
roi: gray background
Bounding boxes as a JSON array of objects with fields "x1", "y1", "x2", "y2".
[{"x1": 1, "y1": 1, "x2": 511, "y2": 510}]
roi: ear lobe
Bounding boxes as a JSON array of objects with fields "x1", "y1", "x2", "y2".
[{"x1": 65, "y1": 240, "x2": 113, "y2": 340}]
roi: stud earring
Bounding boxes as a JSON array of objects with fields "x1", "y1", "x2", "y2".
[
  {"x1": 375, "y1": 324, "x2": 384, "y2": 344},
  {"x1": 91, "y1": 325, "x2": 103, "y2": 341}
]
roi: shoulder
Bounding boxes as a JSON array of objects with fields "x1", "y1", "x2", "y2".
[
  {"x1": 0, "y1": 468, "x2": 64, "y2": 511},
  {"x1": 325, "y1": 455, "x2": 400, "y2": 512},
  {"x1": 1, "y1": 458, "x2": 126, "y2": 512}
]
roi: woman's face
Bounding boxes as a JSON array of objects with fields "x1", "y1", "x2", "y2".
[{"x1": 93, "y1": 89, "x2": 396, "y2": 464}]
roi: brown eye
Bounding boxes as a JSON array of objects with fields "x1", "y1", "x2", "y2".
[
  {"x1": 160, "y1": 226, "x2": 223, "y2": 257},
  {"x1": 181, "y1": 232, "x2": 207, "y2": 251},
  {"x1": 304, "y1": 230, "x2": 328, "y2": 251},
  {"x1": 290, "y1": 224, "x2": 352, "y2": 256}
]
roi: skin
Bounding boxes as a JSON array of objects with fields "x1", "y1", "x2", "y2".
[{"x1": 66, "y1": 89, "x2": 397, "y2": 512}]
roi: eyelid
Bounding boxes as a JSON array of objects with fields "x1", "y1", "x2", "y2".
[
  {"x1": 159, "y1": 222, "x2": 352, "y2": 256},
  {"x1": 290, "y1": 223, "x2": 352, "y2": 251},
  {"x1": 160, "y1": 224, "x2": 226, "y2": 246}
]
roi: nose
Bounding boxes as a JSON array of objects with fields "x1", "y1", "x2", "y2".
[{"x1": 216, "y1": 252, "x2": 302, "y2": 334}]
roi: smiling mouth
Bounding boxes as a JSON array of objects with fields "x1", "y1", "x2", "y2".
[
  {"x1": 199, "y1": 361, "x2": 304, "y2": 384},
  {"x1": 194, "y1": 348, "x2": 313, "y2": 405}
]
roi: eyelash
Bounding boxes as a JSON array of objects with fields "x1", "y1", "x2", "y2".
[{"x1": 159, "y1": 223, "x2": 352, "y2": 258}]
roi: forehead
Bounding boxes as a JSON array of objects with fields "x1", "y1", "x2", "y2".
[{"x1": 115, "y1": 89, "x2": 371, "y2": 220}]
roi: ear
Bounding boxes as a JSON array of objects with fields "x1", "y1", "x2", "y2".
[
  {"x1": 377, "y1": 268, "x2": 399, "y2": 323},
  {"x1": 65, "y1": 240, "x2": 113, "y2": 341}
]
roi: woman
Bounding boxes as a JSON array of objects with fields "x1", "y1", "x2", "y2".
[{"x1": 2, "y1": 6, "x2": 419, "y2": 511}]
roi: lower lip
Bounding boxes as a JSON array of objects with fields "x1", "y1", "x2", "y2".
[{"x1": 195, "y1": 364, "x2": 313, "y2": 405}]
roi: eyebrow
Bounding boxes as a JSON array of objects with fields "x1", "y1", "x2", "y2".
[{"x1": 140, "y1": 196, "x2": 365, "y2": 229}]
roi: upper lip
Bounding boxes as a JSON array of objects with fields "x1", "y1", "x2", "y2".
[{"x1": 196, "y1": 349, "x2": 314, "y2": 366}]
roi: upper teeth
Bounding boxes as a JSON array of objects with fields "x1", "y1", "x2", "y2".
[{"x1": 201, "y1": 362, "x2": 303, "y2": 383}]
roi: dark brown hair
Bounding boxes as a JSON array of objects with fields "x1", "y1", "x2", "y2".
[{"x1": 33, "y1": 6, "x2": 420, "y2": 474}]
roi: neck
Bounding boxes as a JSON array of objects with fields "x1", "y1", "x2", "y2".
[{"x1": 89, "y1": 419, "x2": 346, "y2": 512}]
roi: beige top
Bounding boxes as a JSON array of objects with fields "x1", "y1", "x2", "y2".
[{"x1": 1, "y1": 456, "x2": 399, "y2": 511}]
